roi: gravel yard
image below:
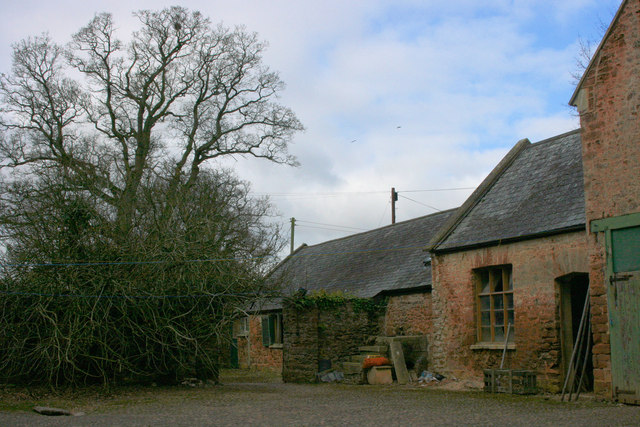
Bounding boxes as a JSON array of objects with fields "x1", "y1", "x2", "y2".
[{"x1": 1, "y1": 371, "x2": 639, "y2": 426}]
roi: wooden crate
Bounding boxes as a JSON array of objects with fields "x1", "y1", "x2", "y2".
[{"x1": 483, "y1": 369, "x2": 537, "y2": 395}]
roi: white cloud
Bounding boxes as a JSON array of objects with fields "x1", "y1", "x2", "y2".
[{"x1": 0, "y1": 0, "x2": 615, "y2": 253}]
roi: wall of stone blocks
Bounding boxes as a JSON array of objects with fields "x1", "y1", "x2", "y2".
[
  {"x1": 574, "y1": 0, "x2": 640, "y2": 398},
  {"x1": 382, "y1": 292, "x2": 433, "y2": 337},
  {"x1": 430, "y1": 231, "x2": 588, "y2": 392},
  {"x1": 282, "y1": 302, "x2": 383, "y2": 383}
]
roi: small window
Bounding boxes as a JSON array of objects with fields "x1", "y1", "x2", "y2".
[
  {"x1": 261, "y1": 313, "x2": 283, "y2": 347},
  {"x1": 232, "y1": 317, "x2": 249, "y2": 337},
  {"x1": 475, "y1": 266, "x2": 514, "y2": 343}
]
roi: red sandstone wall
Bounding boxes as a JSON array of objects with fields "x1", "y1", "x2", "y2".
[
  {"x1": 574, "y1": 0, "x2": 640, "y2": 398},
  {"x1": 383, "y1": 293, "x2": 433, "y2": 337},
  {"x1": 245, "y1": 315, "x2": 283, "y2": 372},
  {"x1": 431, "y1": 232, "x2": 588, "y2": 391},
  {"x1": 237, "y1": 336, "x2": 249, "y2": 369}
]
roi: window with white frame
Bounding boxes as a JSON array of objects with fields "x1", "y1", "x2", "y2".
[{"x1": 232, "y1": 316, "x2": 249, "y2": 338}]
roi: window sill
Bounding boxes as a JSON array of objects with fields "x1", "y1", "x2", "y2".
[
  {"x1": 470, "y1": 342, "x2": 515, "y2": 351},
  {"x1": 268, "y1": 343, "x2": 283, "y2": 349}
]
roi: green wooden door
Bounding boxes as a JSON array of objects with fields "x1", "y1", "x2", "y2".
[
  {"x1": 608, "y1": 269, "x2": 640, "y2": 403},
  {"x1": 230, "y1": 338, "x2": 239, "y2": 369},
  {"x1": 593, "y1": 214, "x2": 640, "y2": 404}
]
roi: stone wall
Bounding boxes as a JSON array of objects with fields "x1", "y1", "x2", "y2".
[
  {"x1": 283, "y1": 302, "x2": 384, "y2": 383},
  {"x1": 572, "y1": 0, "x2": 640, "y2": 398},
  {"x1": 383, "y1": 292, "x2": 433, "y2": 337},
  {"x1": 430, "y1": 231, "x2": 588, "y2": 391}
]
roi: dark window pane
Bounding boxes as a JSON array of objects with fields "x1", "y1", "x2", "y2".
[
  {"x1": 495, "y1": 310, "x2": 504, "y2": 326},
  {"x1": 507, "y1": 310, "x2": 514, "y2": 326},
  {"x1": 481, "y1": 311, "x2": 491, "y2": 326},
  {"x1": 480, "y1": 270, "x2": 490, "y2": 293},
  {"x1": 493, "y1": 294, "x2": 503, "y2": 310},
  {"x1": 494, "y1": 269, "x2": 503, "y2": 292},
  {"x1": 481, "y1": 296, "x2": 490, "y2": 310},
  {"x1": 507, "y1": 271, "x2": 513, "y2": 290},
  {"x1": 495, "y1": 326, "x2": 505, "y2": 342},
  {"x1": 506, "y1": 293, "x2": 514, "y2": 309}
]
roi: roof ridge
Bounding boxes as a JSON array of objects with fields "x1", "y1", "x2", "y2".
[
  {"x1": 427, "y1": 138, "x2": 531, "y2": 252},
  {"x1": 529, "y1": 128, "x2": 581, "y2": 147},
  {"x1": 296, "y1": 208, "x2": 458, "y2": 251}
]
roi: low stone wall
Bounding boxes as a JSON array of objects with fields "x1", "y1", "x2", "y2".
[{"x1": 283, "y1": 301, "x2": 384, "y2": 383}]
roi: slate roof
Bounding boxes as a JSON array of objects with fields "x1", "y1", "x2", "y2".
[
  {"x1": 432, "y1": 129, "x2": 585, "y2": 252},
  {"x1": 261, "y1": 209, "x2": 455, "y2": 309}
]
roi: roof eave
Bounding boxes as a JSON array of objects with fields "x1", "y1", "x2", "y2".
[{"x1": 431, "y1": 224, "x2": 586, "y2": 255}]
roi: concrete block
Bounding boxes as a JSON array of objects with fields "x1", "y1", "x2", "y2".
[
  {"x1": 389, "y1": 341, "x2": 409, "y2": 384},
  {"x1": 341, "y1": 362, "x2": 363, "y2": 375},
  {"x1": 359, "y1": 345, "x2": 388, "y2": 354},
  {"x1": 367, "y1": 366, "x2": 393, "y2": 385}
]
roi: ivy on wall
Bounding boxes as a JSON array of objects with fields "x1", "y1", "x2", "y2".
[{"x1": 283, "y1": 289, "x2": 387, "y2": 317}]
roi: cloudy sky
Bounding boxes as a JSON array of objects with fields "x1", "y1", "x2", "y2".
[{"x1": 0, "y1": 0, "x2": 620, "y2": 256}]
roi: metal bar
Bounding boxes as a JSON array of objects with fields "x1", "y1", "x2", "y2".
[
  {"x1": 569, "y1": 300, "x2": 590, "y2": 401},
  {"x1": 575, "y1": 320, "x2": 592, "y2": 401},
  {"x1": 561, "y1": 285, "x2": 590, "y2": 401},
  {"x1": 500, "y1": 323, "x2": 512, "y2": 369}
]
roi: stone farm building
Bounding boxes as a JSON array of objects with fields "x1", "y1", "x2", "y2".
[
  {"x1": 569, "y1": 0, "x2": 640, "y2": 403},
  {"x1": 231, "y1": 0, "x2": 639, "y2": 403},
  {"x1": 426, "y1": 130, "x2": 588, "y2": 392},
  {"x1": 232, "y1": 210, "x2": 455, "y2": 374}
]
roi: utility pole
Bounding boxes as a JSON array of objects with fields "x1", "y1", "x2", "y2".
[
  {"x1": 290, "y1": 217, "x2": 296, "y2": 254},
  {"x1": 391, "y1": 187, "x2": 398, "y2": 224}
]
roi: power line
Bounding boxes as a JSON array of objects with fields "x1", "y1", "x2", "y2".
[
  {"x1": 0, "y1": 290, "x2": 270, "y2": 299},
  {"x1": 378, "y1": 201, "x2": 390, "y2": 227},
  {"x1": 398, "y1": 194, "x2": 442, "y2": 212},
  {"x1": 400, "y1": 187, "x2": 475, "y2": 193},
  {"x1": 295, "y1": 219, "x2": 368, "y2": 231},
  {"x1": 296, "y1": 224, "x2": 362, "y2": 234},
  {"x1": 0, "y1": 244, "x2": 427, "y2": 269},
  {"x1": 251, "y1": 187, "x2": 475, "y2": 198}
]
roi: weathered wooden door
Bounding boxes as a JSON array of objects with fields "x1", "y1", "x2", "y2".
[
  {"x1": 593, "y1": 214, "x2": 640, "y2": 404},
  {"x1": 609, "y1": 269, "x2": 640, "y2": 403}
]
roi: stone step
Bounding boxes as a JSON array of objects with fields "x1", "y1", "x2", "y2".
[
  {"x1": 350, "y1": 354, "x2": 367, "y2": 363},
  {"x1": 341, "y1": 362, "x2": 363, "y2": 375},
  {"x1": 359, "y1": 345, "x2": 388, "y2": 354}
]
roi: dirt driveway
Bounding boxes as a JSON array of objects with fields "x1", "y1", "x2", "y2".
[{"x1": 1, "y1": 373, "x2": 639, "y2": 426}]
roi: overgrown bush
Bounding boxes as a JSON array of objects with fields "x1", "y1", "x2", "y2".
[{"x1": 0, "y1": 171, "x2": 283, "y2": 386}]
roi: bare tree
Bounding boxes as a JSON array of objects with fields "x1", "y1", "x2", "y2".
[
  {"x1": 0, "y1": 6, "x2": 302, "y2": 239},
  {"x1": 0, "y1": 7, "x2": 299, "y2": 386}
]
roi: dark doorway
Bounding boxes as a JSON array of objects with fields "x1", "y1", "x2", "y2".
[{"x1": 558, "y1": 272, "x2": 593, "y2": 391}]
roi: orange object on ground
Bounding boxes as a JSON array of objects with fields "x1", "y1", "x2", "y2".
[{"x1": 362, "y1": 357, "x2": 391, "y2": 369}]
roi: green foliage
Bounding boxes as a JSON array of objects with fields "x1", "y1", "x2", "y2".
[{"x1": 283, "y1": 290, "x2": 387, "y2": 317}]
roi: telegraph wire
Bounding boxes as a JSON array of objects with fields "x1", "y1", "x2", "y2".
[
  {"x1": 398, "y1": 194, "x2": 442, "y2": 212},
  {"x1": 295, "y1": 219, "x2": 367, "y2": 232},
  {"x1": 296, "y1": 224, "x2": 360, "y2": 234},
  {"x1": 251, "y1": 187, "x2": 475, "y2": 198},
  {"x1": 0, "y1": 243, "x2": 428, "y2": 269}
]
